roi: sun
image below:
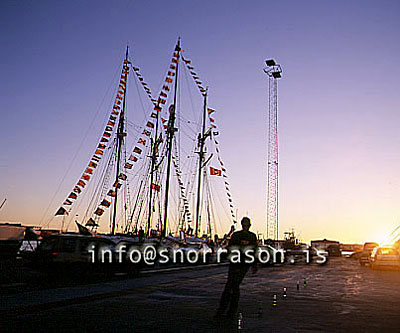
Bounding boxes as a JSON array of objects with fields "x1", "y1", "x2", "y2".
[{"x1": 375, "y1": 231, "x2": 392, "y2": 246}]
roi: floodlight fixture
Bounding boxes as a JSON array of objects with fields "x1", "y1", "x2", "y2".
[
  {"x1": 265, "y1": 59, "x2": 276, "y2": 66},
  {"x1": 264, "y1": 60, "x2": 282, "y2": 79},
  {"x1": 272, "y1": 71, "x2": 281, "y2": 79}
]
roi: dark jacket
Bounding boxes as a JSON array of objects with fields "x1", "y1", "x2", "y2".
[{"x1": 228, "y1": 230, "x2": 257, "y2": 266}]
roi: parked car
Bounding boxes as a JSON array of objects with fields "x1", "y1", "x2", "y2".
[
  {"x1": 29, "y1": 234, "x2": 120, "y2": 276},
  {"x1": 359, "y1": 242, "x2": 379, "y2": 266},
  {"x1": 370, "y1": 246, "x2": 400, "y2": 270}
]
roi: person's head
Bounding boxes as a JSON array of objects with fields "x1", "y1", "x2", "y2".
[{"x1": 241, "y1": 217, "x2": 251, "y2": 231}]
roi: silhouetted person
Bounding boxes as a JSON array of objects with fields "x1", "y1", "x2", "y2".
[
  {"x1": 138, "y1": 228, "x2": 145, "y2": 243},
  {"x1": 215, "y1": 217, "x2": 258, "y2": 318}
]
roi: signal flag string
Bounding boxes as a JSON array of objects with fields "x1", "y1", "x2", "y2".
[
  {"x1": 88, "y1": 46, "x2": 181, "y2": 223},
  {"x1": 181, "y1": 55, "x2": 207, "y2": 96},
  {"x1": 207, "y1": 108, "x2": 237, "y2": 225},
  {"x1": 54, "y1": 59, "x2": 131, "y2": 217}
]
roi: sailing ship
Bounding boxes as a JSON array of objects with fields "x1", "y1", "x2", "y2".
[{"x1": 49, "y1": 40, "x2": 237, "y2": 247}]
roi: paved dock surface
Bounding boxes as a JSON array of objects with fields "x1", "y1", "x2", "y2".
[{"x1": 1, "y1": 258, "x2": 400, "y2": 332}]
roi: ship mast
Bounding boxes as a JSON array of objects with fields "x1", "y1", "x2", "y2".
[
  {"x1": 111, "y1": 46, "x2": 129, "y2": 235},
  {"x1": 195, "y1": 90, "x2": 208, "y2": 237},
  {"x1": 147, "y1": 105, "x2": 160, "y2": 237},
  {"x1": 162, "y1": 39, "x2": 181, "y2": 238}
]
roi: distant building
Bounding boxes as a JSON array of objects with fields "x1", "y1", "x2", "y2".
[
  {"x1": 311, "y1": 239, "x2": 342, "y2": 256},
  {"x1": 340, "y1": 243, "x2": 363, "y2": 252},
  {"x1": 311, "y1": 239, "x2": 339, "y2": 251}
]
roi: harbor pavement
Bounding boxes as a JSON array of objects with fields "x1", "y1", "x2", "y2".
[{"x1": 1, "y1": 258, "x2": 400, "y2": 332}]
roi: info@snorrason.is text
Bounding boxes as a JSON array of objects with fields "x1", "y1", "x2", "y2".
[{"x1": 88, "y1": 244, "x2": 328, "y2": 265}]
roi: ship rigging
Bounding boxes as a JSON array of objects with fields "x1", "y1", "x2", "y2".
[{"x1": 49, "y1": 40, "x2": 236, "y2": 241}]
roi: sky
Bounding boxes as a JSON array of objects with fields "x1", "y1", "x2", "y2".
[{"x1": 1, "y1": 0, "x2": 400, "y2": 244}]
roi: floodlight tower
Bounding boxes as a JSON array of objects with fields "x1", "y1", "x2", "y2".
[{"x1": 264, "y1": 59, "x2": 282, "y2": 241}]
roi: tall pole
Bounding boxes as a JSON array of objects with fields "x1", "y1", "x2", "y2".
[
  {"x1": 147, "y1": 105, "x2": 160, "y2": 237},
  {"x1": 111, "y1": 46, "x2": 129, "y2": 235},
  {"x1": 195, "y1": 90, "x2": 208, "y2": 237},
  {"x1": 163, "y1": 39, "x2": 181, "y2": 238},
  {"x1": 264, "y1": 60, "x2": 282, "y2": 241}
]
